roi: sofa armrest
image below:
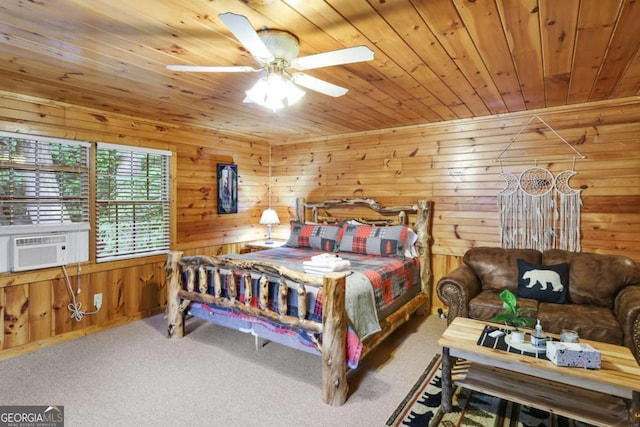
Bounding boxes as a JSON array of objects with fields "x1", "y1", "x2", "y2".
[
  {"x1": 436, "y1": 264, "x2": 482, "y2": 325},
  {"x1": 614, "y1": 285, "x2": 640, "y2": 363}
]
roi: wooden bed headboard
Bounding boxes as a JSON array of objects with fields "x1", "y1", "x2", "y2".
[{"x1": 294, "y1": 197, "x2": 433, "y2": 294}]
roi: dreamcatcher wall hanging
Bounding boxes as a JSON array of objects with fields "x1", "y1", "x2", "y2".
[{"x1": 495, "y1": 115, "x2": 586, "y2": 252}]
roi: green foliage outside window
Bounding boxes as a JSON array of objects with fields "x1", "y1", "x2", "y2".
[
  {"x1": 95, "y1": 146, "x2": 170, "y2": 260},
  {"x1": 0, "y1": 135, "x2": 89, "y2": 226}
]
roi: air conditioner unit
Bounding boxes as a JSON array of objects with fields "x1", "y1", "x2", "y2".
[{"x1": 11, "y1": 234, "x2": 68, "y2": 272}]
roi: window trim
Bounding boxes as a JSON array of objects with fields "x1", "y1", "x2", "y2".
[{"x1": 94, "y1": 142, "x2": 172, "y2": 262}]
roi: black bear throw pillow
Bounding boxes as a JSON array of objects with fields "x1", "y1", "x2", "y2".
[{"x1": 517, "y1": 259, "x2": 569, "y2": 304}]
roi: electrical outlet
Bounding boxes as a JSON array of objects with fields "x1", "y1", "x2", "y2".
[{"x1": 94, "y1": 293, "x2": 102, "y2": 310}]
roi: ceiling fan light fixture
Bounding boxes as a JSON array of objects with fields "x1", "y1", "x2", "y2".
[
  {"x1": 283, "y1": 79, "x2": 306, "y2": 106},
  {"x1": 245, "y1": 71, "x2": 305, "y2": 111},
  {"x1": 167, "y1": 13, "x2": 373, "y2": 109}
]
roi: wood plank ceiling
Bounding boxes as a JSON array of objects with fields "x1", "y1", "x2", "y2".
[{"x1": 0, "y1": 0, "x2": 638, "y2": 144}]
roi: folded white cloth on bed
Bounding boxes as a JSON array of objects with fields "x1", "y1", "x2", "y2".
[
  {"x1": 303, "y1": 253, "x2": 351, "y2": 275},
  {"x1": 302, "y1": 254, "x2": 351, "y2": 271},
  {"x1": 302, "y1": 260, "x2": 351, "y2": 276},
  {"x1": 303, "y1": 260, "x2": 351, "y2": 269},
  {"x1": 309, "y1": 253, "x2": 345, "y2": 264},
  {"x1": 303, "y1": 264, "x2": 351, "y2": 276}
]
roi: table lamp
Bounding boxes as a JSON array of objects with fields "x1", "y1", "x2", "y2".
[{"x1": 259, "y1": 208, "x2": 280, "y2": 244}]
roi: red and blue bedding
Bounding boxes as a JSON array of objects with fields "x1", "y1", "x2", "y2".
[{"x1": 184, "y1": 246, "x2": 420, "y2": 368}]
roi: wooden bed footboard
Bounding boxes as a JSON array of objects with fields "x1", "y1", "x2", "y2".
[
  {"x1": 165, "y1": 197, "x2": 433, "y2": 406},
  {"x1": 165, "y1": 252, "x2": 350, "y2": 405}
]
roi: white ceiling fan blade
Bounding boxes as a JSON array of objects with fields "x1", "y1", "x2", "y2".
[
  {"x1": 218, "y1": 12, "x2": 274, "y2": 64},
  {"x1": 166, "y1": 65, "x2": 258, "y2": 73},
  {"x1": 291, "y1": 46, "x2": 374, "y2": 70},
  {"x1": 291, "y1": 73, "x2": 348, "y2": 97}
]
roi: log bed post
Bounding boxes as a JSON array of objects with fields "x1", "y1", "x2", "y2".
[
  {"x1": 321, "y1": 272, "x2": 349, "y2": 406},
  {"x1": 416, "y1": 200, "x2": 433, "y2": 296},
  {"x1": 295, "y1": 197, "x2": 305, "y2": 222},
  {"x1": 166, "y1": 250, "x2": 185, "y2": 339}
]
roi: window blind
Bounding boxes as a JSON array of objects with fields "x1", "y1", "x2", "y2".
[
  {"x1": 0, "y1": 131, "x2": 90, "y2": 230},
  {"x1": 95, "y1": 143, "x2": 171, "y2": 262}
]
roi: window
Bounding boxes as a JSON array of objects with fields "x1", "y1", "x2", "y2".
[
  {"x1": 95, "y1": 143, "x2": 171, "y2": 262},
  {"x1": 0, "y1": 131, "x2": 90, "y2": 232}
]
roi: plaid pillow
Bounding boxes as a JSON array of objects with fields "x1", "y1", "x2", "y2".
[
  {"x1": 285, "y1": 222, "x2": 342, "y2": 252},
  {"x1": 339, "y1": 224, "x2": 408, "y2": 258}
]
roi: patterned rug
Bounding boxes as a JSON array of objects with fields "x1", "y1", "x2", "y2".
[{"x1": 385, "y1": 354, "x2": 595, "y2": 427}]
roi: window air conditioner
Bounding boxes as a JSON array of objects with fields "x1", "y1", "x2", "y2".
[{"x1": 11, "y1": 234, "x2": 68, "y2": 272}]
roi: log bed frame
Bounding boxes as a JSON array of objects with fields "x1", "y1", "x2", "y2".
[{"x1": 165, "y1": 198, "x2": 433, "y2": 406}]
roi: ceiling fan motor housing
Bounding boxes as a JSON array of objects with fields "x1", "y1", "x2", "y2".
[{"x1": 257, "y1": 29, "x2": 300, "y2": 65}]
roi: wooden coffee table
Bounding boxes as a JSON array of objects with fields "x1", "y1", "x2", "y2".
[{"x1": 438, "y1": 317, "x2": 640, "y2": 427}]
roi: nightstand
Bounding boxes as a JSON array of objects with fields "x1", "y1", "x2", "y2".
[{"x1": 243, "y1": 240, "x2": 286, "y2": 253}]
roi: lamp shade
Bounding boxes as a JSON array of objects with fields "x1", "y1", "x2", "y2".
[
  {"x1": 259, "y1": 208, "x2": 280, "y2": 225},
  {"x1": 245, "y1": 72, "x2": 305, "y2": 111}
]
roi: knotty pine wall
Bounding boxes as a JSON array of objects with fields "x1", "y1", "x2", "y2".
[
  {"x1": 0, "y1": 90, "x2": 270, "y2": 359},
  {"x1": 1, "y1": 90, "x2": 638, "y2": 359},
  {"x1": 270, "y1": 97, "x2": 640, "y2": 314}
]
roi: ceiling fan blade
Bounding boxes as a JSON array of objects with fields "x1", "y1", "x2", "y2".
[
  {"x1": 291, "y1": 46, "x2": 374, "y2": 70},
  {"x1": 218, "y1": 12, "x2": 274, "y2": 64},
  {"x1": 291, "y1": 73, "x2": 348, "y2": 97},
  {"x1": 166, "y1": 65, "x2": 258, "y2": 73}
]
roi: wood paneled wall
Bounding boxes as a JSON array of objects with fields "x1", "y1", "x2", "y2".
[
  {"x1": 1, "y1": 89, "x2": 638, "y2": 358},
  {"x1": 0, "y1": 90, "x2": 270, "y2": 359},
  {"x1": 271, "y1": 97, "x2": 640, "y2": 313}
]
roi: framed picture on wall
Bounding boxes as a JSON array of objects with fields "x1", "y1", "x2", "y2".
[{"x1": 217, "y1": 163, "x2": 238, "y2": 214}]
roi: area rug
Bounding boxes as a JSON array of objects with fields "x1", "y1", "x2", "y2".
[{"x1": 385, "y1": 354, "x2": 595, "y2": 427}]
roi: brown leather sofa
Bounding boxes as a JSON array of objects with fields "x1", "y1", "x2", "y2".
[{"x1": 436, "y1": 247, "x2": 640, "y2": 362}]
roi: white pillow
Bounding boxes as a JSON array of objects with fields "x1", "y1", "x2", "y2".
[{"x1": 404, "y1": 228, "x2": 418, "y2": 258}]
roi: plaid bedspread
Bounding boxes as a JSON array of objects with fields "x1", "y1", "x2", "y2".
[
  {"x1": 183, "y1": 247, "x2": 421, "y2": 368},
  {"x1": 229, "y1": 246, "x2": 421, "y2": 314}
]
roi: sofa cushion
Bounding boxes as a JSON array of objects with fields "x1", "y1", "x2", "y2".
[
  {"x1": 464, "y1": 247, "x2": 541, "y2": 292},
  {"x1": 469, "y1": 290, "x2": 538, "y2": 323},
  {"x1": 543, "y1": 249, "x2": 640, "y2": 308},
  {"x1": 517, "y1": 259, "x2": 569, "y2": 304},
  {"x1": 537, "y1": 302, "x2": 623, "y2": 346}
]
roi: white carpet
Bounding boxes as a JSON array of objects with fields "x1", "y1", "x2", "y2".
[{"x1": 0, "y1": 312, "x2": 446, "y2": 426}]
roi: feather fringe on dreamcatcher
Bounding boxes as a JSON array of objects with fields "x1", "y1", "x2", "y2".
[
  {"x1": 555, "y1": 170, "x2": 582, "y2": 252},
  {"x1": 496, "y1": 115, "x2": 585, "y2": 252},
  {"x1": 498, "y1": 166, "x2": 582, "y2": 252}
]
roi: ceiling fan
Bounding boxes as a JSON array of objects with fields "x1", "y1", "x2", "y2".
[{"x1": 166, "y1": 12, "x2": 375, "y2": 110}]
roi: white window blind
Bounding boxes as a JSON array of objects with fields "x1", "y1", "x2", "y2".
[
  {"x1": 0, "y1": 131, "x2": 90, "y2": 230},
  {"x1": 95, "y1": 143, "x2": 171, "y2": 262}
]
